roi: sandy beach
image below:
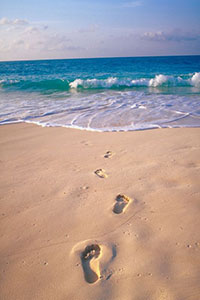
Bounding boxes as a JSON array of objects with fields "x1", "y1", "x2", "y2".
[{"x1": 0, "y1": 123, "x2": 200, "y2": 300}]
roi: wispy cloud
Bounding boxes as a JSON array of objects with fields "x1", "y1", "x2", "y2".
[
  {"x1": 0, "y1": 17, "x2": 28, "y2": 26},
  {"x1": 141, "y1": 29, "x2": 200, "y2": 42},
  {"x1": 122, "y1": 1, "x2": 143, "y2": 8},
  {"x1": 0, "y1": 17, "x2": 84, "y2": 60}
]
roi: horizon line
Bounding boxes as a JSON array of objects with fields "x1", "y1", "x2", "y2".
[{"x1": 0, "y1": 54, "x2": 200, "y2": 63}]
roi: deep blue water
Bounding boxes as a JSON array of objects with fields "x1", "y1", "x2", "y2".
[{"x1": 0, "y1": 56, "x2": 200, "y2": 131}]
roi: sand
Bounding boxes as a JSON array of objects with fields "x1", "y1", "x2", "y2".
[{"x1": 0, "y1": 123, "x2": 200, "y2": 300}]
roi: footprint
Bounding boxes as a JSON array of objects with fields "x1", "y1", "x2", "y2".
[
  {"x1": 94, "y1": 169, "x2": 108, "y2": 178},
  {"x1": 113, "y1": 194, "x2": 132, "y2": 214},
  {"x1": 104, "y1": 151, "x2": 114, "y2": 158},
  {"x1": 81, "y1": 244, "x2": 101, "y2": 284}
]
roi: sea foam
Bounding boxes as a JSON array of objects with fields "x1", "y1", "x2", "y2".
[
  {"x1": 0, "y1": 89, "x2": 199, "y2": 131},
  {"x1": 69, "y1": 73, "x2": 200, "y2": 89},
  {"x1": 1, "y1": 73, "x2": 200, "y2": 91},
  {"x1": 190, "y1": 72, "x2": 200, "y2": 87}
]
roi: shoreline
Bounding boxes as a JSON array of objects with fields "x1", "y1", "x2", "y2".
[
  {"x1": 0, "y1": 123, "x2": 200, "y2": 300},
  {"x1": 1, "y1": 120, "x2": 200, "y2": 133}
]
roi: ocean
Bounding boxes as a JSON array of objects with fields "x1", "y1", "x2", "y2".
[{"x1": 0, "y1": 55, "x2": 200, "y2": 131}]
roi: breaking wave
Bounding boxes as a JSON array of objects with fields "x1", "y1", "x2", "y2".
[
  {"x1": 69, "y1": 73, "x2": 200, "y2": 89},
  {"x1": 0, "y1": 73, "x2": 200, "y2": 92}
]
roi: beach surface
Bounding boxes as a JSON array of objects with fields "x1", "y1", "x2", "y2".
[{"x1": 0, "y1": 123, "x2": 200, "y2": 300}]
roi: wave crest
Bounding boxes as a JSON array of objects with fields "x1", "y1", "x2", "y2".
[
  {"x1": 69, "y1": 73, "x2": 200, "y2": 89},
  {"x1": 1, "y1": 73, "x2": 200, "y2": 92},
  {"x1": 190, "y1": 72, "x2": 200, "y2": 87}
]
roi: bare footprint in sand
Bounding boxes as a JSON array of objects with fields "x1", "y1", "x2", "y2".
[
  {"x1": 113, "y1": 194, "x2": 132, "y2": 214},
  {"x1": 81, "y1": 244, "x2": 101, "y2": 284},
  {"x1": 104, "y1": 151, "x2": 115, "y2": 158},
  {"x1": 95, "y1": 169, "x2": 108, "y2": 178}
]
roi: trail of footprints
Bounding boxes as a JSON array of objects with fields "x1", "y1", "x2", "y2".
[
  {"x1": 94, "y1": 150, "x2": 115, "y2": 178},
  {"x1": 79, "y1": 150, "x2": 133, "y2": 284}
]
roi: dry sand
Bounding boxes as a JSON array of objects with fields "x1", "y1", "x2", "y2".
[{"x1": 0, "y1": 123, "x2": 200, "y2": 300}]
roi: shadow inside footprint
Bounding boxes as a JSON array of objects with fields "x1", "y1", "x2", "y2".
[
  {"x1": 104, "y1": 151, "x2": 114, "y2": 158},
  {"x1": 81, "y1": 244, "x2": 101, "y2": 284},
  {"x1": 113, "y1": 194, "x2": 132, "y2": 214},
  {"x1": 94, "y1": 169, "x2": 108, "y2": 178}
]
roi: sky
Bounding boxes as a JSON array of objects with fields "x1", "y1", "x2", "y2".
[{"x1": 0, "y1": 0, "x2": 200, "y2": 61}]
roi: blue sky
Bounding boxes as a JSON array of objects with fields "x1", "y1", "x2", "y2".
[{"x1": 0, "y1": 0, "x2": 200, "y2": 60}]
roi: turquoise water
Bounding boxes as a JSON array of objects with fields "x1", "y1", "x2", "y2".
[{"x1": 0, "y1": 56, "x2": 200, "y2": 131}]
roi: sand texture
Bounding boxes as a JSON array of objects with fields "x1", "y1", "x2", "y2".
[{"x1": 0, "y1": 124, "x2": 200, "y2": 300}]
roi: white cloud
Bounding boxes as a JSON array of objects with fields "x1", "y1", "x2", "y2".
[
  {"x1": 24, "y1": 26, "x2": 40, "y2": 34},
  {"x1": 0, "y1": 17, "x2": 84, "y2": 60},
  {"x1": 141, "y1": 29, "x2": 200, "y2": 42},
  {"x1": 13, "y1": 19, "x2": 29, "y2": 26},
  {"x1": 0, "y1": 17, "x2": 28, "y2": 26}
]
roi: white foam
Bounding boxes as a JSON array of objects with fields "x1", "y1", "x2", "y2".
[
  {"x1": 131, "y1": 78, "x2": 149, "y2": 86},
  {"x1": 149, "y1": 74, "x2": 171, "y2": 87},
  {"x1": 69, "y1": 79, "x2": 83, "y2": 88},
  {"x1": 69, "y1": 77, "x2": 125, "y2": 88},
  {"x1": 69, "y1": 73, "x2": 200, "y2": 89},
  {"x1": 1, "y1": 73, "x2": 200, "y2": 91},
  {"x1": 69, "y1": 77, "x2": 149, "y2": 88},
  {"x1": 190, "y1": 72, "x2": 200, "y2": 87}
]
